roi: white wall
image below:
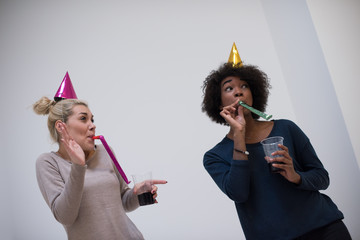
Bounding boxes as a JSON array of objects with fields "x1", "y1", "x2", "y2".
[
  {"x1": 0, "y1": 0, "x2": 358, "y2": 239},
  {"x1": 306, "y1": 0, "x2": 360, "y2": 170},
  {"x1": 261, "y1": 0, "x2": 360, "y2": 238}
]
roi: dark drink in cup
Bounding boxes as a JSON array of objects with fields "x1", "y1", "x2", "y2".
[
  {"x1": 132, "y1": 171, "x2": 155, "y2": 206},
  {"x1": 138, "y1": 192, "x2": 155, "y2": 206},
  {"x1": 268, "y1": 162, "x2": 284, "y2": 173}
]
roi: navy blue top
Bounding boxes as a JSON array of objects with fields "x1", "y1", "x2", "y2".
[{"x1": 203, "y1": 119, "x2": 343, "y2": 240}]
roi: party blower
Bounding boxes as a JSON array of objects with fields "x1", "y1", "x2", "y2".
[
  {"x1": 92, "y1": 135, "x2": 131, "y2": 184},
  {"x1": 239, "y1": 101, "x2": 272, "y2": 120}
]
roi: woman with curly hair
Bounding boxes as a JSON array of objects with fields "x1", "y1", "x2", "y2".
[{"x1": 201, "y1": 48, "x2": 351, "y2": 239}]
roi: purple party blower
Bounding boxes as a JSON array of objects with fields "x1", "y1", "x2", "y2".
[{"x1": 92, "y1": 135, "x2": 131, "y2": 184}]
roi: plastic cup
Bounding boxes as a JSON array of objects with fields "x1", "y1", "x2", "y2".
[
  {"x1": 132, "y1": 171, "x2": 155, "y2": 206},
  {"x1": 260, "y1": 136, "x2": 284, "y2": 173}
]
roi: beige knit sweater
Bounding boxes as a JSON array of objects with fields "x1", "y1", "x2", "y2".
[{"x1": 36, "y1": 144, "x2": 144, "y2": 240}]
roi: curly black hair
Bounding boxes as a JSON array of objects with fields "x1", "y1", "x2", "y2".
[{"x1": 201, "y1": 62, "x2": 271, "y2": 125}]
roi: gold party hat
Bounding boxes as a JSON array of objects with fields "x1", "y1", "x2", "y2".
[{"x1": 228, "y1": 42, "x2": 243, "y2": 67}]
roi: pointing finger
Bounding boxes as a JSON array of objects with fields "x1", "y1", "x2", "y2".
[{"x1": 152, "y1": 180, "x2": 168, "y2": 185}]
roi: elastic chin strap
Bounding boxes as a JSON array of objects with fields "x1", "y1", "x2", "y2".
[
  {"x1": 56, "y1": 98, "x2": 65, "y2": 123},
  {"x1": 54, "y1": 97, "x2": 65, "y2": 102}
]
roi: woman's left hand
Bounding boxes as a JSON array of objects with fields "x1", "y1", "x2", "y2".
[
  {"x1": 133, "y1": 180, "x2": 167, "y2": 203},
  {"x1": 270, "y1": 145, "x2": 301, "y2": 185},
  {"x1": 150, "y1": 185, "x2": 159, "y2": 203}
]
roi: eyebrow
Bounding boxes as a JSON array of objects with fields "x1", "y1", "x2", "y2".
[
  {"x1": 222, "y1": 79, "x2": 233, "y2": 86},
  {"x1": 79, "y1": 112, "x2": 94, "y2": 118}
]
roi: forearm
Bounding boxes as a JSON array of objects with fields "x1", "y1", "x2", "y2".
[
  {"x1": 122, "y1": 188, "x2": 140, "y2": 212},
  {"x1": 204, "y1": 156, "x2": 250, "y2": 202},
  {"x1": 297, "y1": 168, "x2": 329, "y2": 191},
  {"x1": 117, "y1": 171, "x2": 140, "y2": 212},
  {"x1": 232, "y1": 129, "x2": 248, "y2": 161},
  {"x1": 50, "y1": 164, "x2": 86, "y2": 225},
  {"x1": 225, "y1": 160, "x2": 250, "y2": 202},
  {"x1": 294, "y1": 142, "x2": 329, "y2": 190}
]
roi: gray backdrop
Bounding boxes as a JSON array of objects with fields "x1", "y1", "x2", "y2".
[{"x1": 1, "y1": 0, "x2": 359, "y2": 239}]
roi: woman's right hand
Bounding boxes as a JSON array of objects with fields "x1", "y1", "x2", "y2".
[
  {"x1": 220, "y1": 100, "x2": 246, "y2": 133},
  {"x1": 58, "y1": 122, "x2": 86, "y2": 166}
]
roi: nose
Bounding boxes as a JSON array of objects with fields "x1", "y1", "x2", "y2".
[
  {"x1": 234, "y1": 87, "x2": 244, "y2": 98},
  {"x1": 89, "y1": 122, "x2": 96, "y2": 131}
]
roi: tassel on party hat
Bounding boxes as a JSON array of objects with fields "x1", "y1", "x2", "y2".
[
  {"x1": 54, "y1": 72, "x2": 78, "y2": 101},
  {"x1": 228, "y1": 42, "x2": 243, "y2": 67}
]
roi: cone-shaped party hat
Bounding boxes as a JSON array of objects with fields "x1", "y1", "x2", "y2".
[
  {"x1": 54, "y1": 72, "x2": 78, "y2": 101},
  {"x1": 228, "y1": 42, "x2": 243, "y2": 67}
]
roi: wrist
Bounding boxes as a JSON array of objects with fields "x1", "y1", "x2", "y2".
[
  {"x1": 234, "y1": 148, "x2": 249, "y2": 156},
  {"x1": 291, "y1": 173, "x2": 302, "y2": 185},
  {"x1": 233, "y1": 148, "x2": 249, "y2": 160}
]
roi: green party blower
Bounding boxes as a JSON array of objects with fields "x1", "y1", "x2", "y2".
[{"x1": 239, "y1": 101, "x2": 273, "y2": 120}]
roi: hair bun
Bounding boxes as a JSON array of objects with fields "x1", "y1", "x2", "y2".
[{"x1": 33, "y1": 96, "x2": 55, "y2": 115}]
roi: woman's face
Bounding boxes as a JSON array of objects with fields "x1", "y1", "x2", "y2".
[
  {"x1": 220, "y1": 76, "x2": 253, "y2": 108},
  {"x1": 65, "y1": 105, "x2": 96, "y2": 152}
]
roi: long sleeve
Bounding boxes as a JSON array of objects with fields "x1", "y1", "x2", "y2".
[
  {"x1": 286, "y1": 121, "x2": 330, "y2": 191},
  {"x1": 36, "y1": 147, "x2": 144, "y2": 240},
  {"x1": 36, "y1": 154, "x2": 86, "y2": 226},
  {"x1": 114, "y1": 166, "x2": 139, "y2": 212},
  {"x1": 294, "y1": 142, "x2": 330, "y2": 190},
  {"x1": 121, "y1": 186, "x2": 140, "y2": 212},
  {"x1": 203, "y1": 120, "x2": 343, "y2": 240},
  {"x1": 204, "y1": 138, "x2": 251, "y2": 203},
  {"x1": 109, "y1": 147, "x2": 140, "y2": 212}
]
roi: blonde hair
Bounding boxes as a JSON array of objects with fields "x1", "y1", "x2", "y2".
[{"x1": 33, "y1": 97, "x2": 88, "y2": 142}]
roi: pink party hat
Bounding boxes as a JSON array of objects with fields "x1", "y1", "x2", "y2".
[{"x1": 54, "y1": 72, "x2": 78, "y2": 101}]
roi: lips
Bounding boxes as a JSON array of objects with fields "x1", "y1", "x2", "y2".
[
  {"x1": 87, "y1": 135, "x2": 95, "y2": 141},
  {"x1": 238, "y1": 99, "x2": 247, "y2": 104}
]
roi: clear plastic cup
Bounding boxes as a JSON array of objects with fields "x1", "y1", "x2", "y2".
[
  {"x1": 132, "y1": 171, "x2": 155, "y2": 206},
  {"x1": 260, "y1": 136, "x2": 284, "y2": 173}
]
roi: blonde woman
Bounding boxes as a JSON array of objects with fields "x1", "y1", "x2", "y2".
[{"x1": 33, "y1": 78, "x2": 166, "y2": 239}]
